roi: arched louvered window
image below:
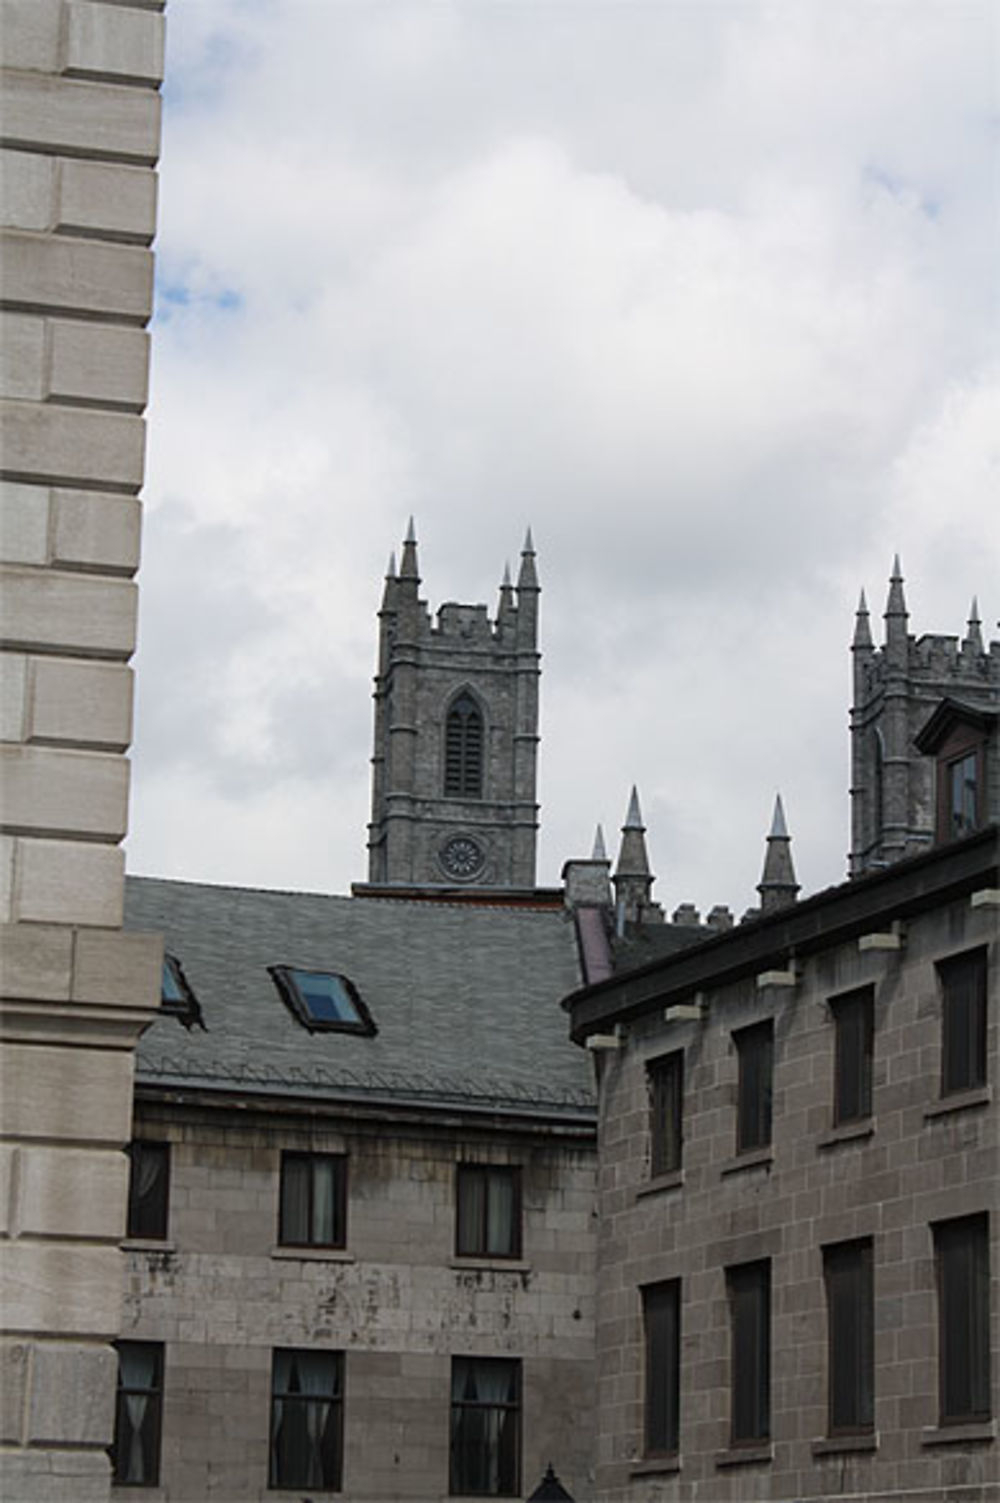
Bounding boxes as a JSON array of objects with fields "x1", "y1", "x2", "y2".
[{"x1": 444, "y1": 692, "x2": 484, "y2": 798}]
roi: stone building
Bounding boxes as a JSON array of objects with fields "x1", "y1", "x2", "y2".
[
  {"x1": 112, "y1": 535, "x2": 615, "y2": 1502},
  {"x1": 851, "y1": 560, "x2": 999, "y2": 875},
  {"x1": 564, "y1": 585, "x2": 999, "y2": 1503},
  {"x1": 0, "y1": 5, "x2": 164, "y2": 1499}
]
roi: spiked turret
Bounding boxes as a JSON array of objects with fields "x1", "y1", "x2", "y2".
[
  {"x1": 884, "y1": 554, "x2": 908, "y2": 663},
  {"x1": 853, "y1": 589, "x2": 873, "y2": 651},
  {"x1": 613, "y1": 786, "x2": 655, "y2": 922},
  {"x1": 963, "y1": 597, "x2": 984, "y2": 656},
  {"x1": 398, "y1": 516, "x2": 420, "y2": 585},
  {"x1": 757, "y1": 794, "x2": 799, "y2": 913}
]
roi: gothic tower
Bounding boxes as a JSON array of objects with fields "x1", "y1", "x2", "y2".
[
  {"x1": 850, "y1": 559, "x2": 999, "y2": 876},
  {"x1": 365, "y1": 523, "x2": 540, "y2": 889}
]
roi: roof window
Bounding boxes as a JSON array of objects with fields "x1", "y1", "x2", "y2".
[
  {"x1": 161, "y1": 955, "x2": 205, "y2": 1030},
  {"x1": 269, "y1": 966, "x2": 377, "y2": 1036}
]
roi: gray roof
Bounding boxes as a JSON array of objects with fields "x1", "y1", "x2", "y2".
[{"x1": 125, "y1": 877, "x2": 594, "y2": 1121}]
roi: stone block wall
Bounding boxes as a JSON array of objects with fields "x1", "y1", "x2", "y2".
[
  {"x1": 592, "y1": 887, "x2": 997, "y2": 1501},
  {"x1": 0, "y1": 4, "x2": 164, "y2": 1497},
  {"x1": 118, "y1": 1101, "x2": 597, "y2": 1502}
]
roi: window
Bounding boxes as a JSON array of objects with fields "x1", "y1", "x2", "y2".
[
  {"x1": 937, "y1": 948, "x2": 988, "y2": 1095},
  {"x1": 643, "y1": 1281, "x2": 680, "y2": 1456},
  {"x1": 648, "y1": 1052, "x2": 683, "y2": 1177},
  {"x1": 735, "y1": 1021, "x2": 773, "y2": 1153},
  {"x1": 727, "y1": 1261, "x2": 770, "y2": 1444},
  {"x1": 126, "y1": 1141, "x2": 169, "y2": 1241},
  {"x1": 111, "y1": 1342, "x2": 163, "y2": 1487},
  {"x1": 824, "y1": 1239, "x2": 874, "y2": 1434},
  {"x1": 450, "y1": 1357, "x2": 520, "y2": 1496},
  {"x1": 444, "y1": 692, "x2": 484, "y2": 799},
  {"x1": 161, "y1": 954, "x2": 204, "y2": 1029},
  {"x1": 456, "y1": 1166, "x2": 520, "y2": 1259},
  {"x1": 270, "y1": 1349, "x2": 344, "y2": 1491},
  {"x1": 831, "y1": 987, "x2": 874, "y2": 1124},
  {"x1": 946, "y1": 751, "x2": 979, "y2": 838},
  {"x1": 269, "y1": 966, "x2": 377, "y2": 1036},
  {"x1": 934, "y1": 1215, "x2": 991, "y2": 1425},
  {"x1": 279, "y1": 1153, "x2": 347, "y2": 1249}
]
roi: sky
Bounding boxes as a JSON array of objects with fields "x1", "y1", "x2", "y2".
[{"x1": 128, "y1": 0, "x2": 1000, "y2": 919}]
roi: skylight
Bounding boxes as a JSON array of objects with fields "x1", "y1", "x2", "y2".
[
  {"x1": 269, "y1": 966, "x2": 377, "y2": 1036},
  {"x1": 161, "y1": 955, "x2": 205, "y2": 1030}
]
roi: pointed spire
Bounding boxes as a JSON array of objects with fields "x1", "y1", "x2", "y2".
[
  {"x1": 964, "y1": 596, "x2": 984, "y2": 654},
  {"x1": 398, "y1": 516, "x2": 420, "y2": 585},
  {"x1": 380, "y1": 550, "x2": 398, "y2": 611},
  {"x1": 591, "y1": 824, "x2": 607, "y2": 862},
  {"x1": 624, "y1": 785, "x2": 643, "y2": 829},
  {"x1": 853, "y1": 588, "x2": 873, "y2": 650},
  {"x1": 885, "y1": 555, "x2": 907, "y2": 621},
  {"x1": 613, "y1": 786, "x2": 655, "y2": 922},
  {"x1": 516, "y1": 526, "x2": 539, "y2": 592},
  {"x1": 883, "y1": 554, "x2": 908, "y2": 661},
  {"x1": 757, "y1": 793, "x2": 799, "y2": 914}
]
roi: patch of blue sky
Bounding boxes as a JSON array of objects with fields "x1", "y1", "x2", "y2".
[
  {"x1": 863, "y1": 163, "x2": 942, "y2": 220},
  {"x1": 153, "y1": 276, "x2": 244, "y2": 326},
  {"x1": 162, "y1": 1, "x2": 272, "y2": 113}
]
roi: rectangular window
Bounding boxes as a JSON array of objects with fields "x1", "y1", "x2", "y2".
[
  {"x1": 824, "y1": 1239, "x2": 874, "y2": 1434},
  {"x1": 643, "y1": 1280, "x2": 680, "y2": 1456},
  {"x1": 938, "y1": 948, "x2": 988, "y2": 1095},
  {"x1": 455, "y1": 1166, "x2": 521, "y2": 1260},
  {"x1": 735, "y1": 1021, "x2": 773, "y2": 1153},
  {"x1": 934, "y1": 1215, "x2": 991, "y2": 1424},
  {"x1": 450, "y1": 1357, "x2": 520, "y2": 1496},
  {"x1": 112, "y1": 1341, "x2": 163, "y2": 1487},
  {"x1": 947, "y1": 750, "x2": 979, "y2": 838},
  {"x1": 648, "y1": 1052, "x2": 683, "y2": 1177},
  {"x1": 727, "y1": 1261, "x2": 770, "y2": 1444},
  {"x1": 269, "y1": 1349, "x2": 344, "y2": 1491},
  {"x1": 126, "y1": 1141, "x2": 170, "y2": 1241},
  {"x1": 831, "y1": 987, "x2": 874, "y2": 1124},
  {"x1": 279, "y1": 1153, "x2": 347, "y2": 1249}
]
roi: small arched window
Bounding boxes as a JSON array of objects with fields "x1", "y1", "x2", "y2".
[{"x1": 444, "y1": 692, "x2": 484, "y2": 798}]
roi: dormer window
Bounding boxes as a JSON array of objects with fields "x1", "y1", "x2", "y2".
[
  {"x1": 269, "y1": 966, "x2": 377, "y2": 1036},
  {"x1": 444, "y1": 692, "x2": 483, "y2": 798},
  {"x1": 914, "y1": 699, "x2": 994, "y2": 846},
  {"x1": 161, "y1": 955, "x2": 205, "y2": 1030}
]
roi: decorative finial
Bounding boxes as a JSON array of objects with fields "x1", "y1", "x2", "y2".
[
  {"x1": 624, "y1": 785, "x2": 643, "y2": 829},
  {"x1": 399, "y1": 518, "x2": 420, "y2": 582},
  {"x1": 853, "y1": 588, "x2": 873, "y2": 650},
  {"x1": 591, "y1": 824, "x2": 607, "y2": 862},
  {"x1": 965, "y1": 596, "x2": 984, "y2": 654},
  {"x1": 757, "y1": 793, "x2": 799, "y2": 913}
]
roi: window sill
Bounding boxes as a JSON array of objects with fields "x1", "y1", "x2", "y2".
[
  {"x1": 812, "y1": 1432, "x2": 878, "y2": 1456},
  {"x1": 630, "y1": 1455, "x2": 680, "y2": 1476},
  {"x1": 122, "y1": 1238, "x2": 176, "y2": 1253},
  {"x1": 715, "y1": 1442, "x2": 773, "y2": 1468},
  {"x1": 817, "y1": 1118, "x2": 875, "y2": 1150},
  {"x1": 270, "y1": 1245, "x2": 354, "y2": 1263},
  {"x1": 720, "y1": 1147, "x2": 773, "y2": 1177},
  {"x1": 924, "y1": 1085, "x2": 992, "y2": 1120},
  {"x1": 921, "y1": 1420, "x2": 996, "y2": 1447},
  {"x1": 449, "y1": 1256, "x2": 531, "y2": 1273},
  {"x1": 635, "y1": 1169, "x2": 684, "y2": 1200}
]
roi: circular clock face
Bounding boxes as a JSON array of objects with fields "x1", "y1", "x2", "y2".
[{"x1": 439, "y1": 834, "x2": 485, "y2": 881}]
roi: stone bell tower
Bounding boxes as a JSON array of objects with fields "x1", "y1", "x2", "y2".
[{"x1": 364, "y1": 523, "x2": 540, "y2": 890}]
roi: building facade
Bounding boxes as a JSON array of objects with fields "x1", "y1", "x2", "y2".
[{"x1": 0, "y1": 5, "x2": 164, "y2": 1499}]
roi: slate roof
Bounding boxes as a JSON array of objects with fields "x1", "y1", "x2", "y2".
[{"x1": 125, "y1": 877, "x2": 595, "y2": 1122}]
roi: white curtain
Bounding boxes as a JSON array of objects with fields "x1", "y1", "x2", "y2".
[
  {"x1": 313, "y1": 1159, "x2": 335, "y2": 1244},
  {"x1": 486, "y1": 1173, "x2": 514, "y2": 1256},
  {"x1": 119, "y1": 1345, "x2": 157, "y2": 1484}
]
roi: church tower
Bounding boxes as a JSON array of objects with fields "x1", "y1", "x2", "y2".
[
  {"x1": 850, "y1": 559, "x2": 998, "y2": 876},
  {"x1": 364, "y1": 523, "x2": 540, "y2": 890}
]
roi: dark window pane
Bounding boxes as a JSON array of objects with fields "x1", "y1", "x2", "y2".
[
  {"x1": 444, "y1": 692, "x2": 484, "y2": 799},
  {"x1": 728, "y1": 1261, "x2": 770, "y2": 1444},
  {"x1": 112, "y1": 1341, "x2": 163, "y2": 1487},
  {"x1": 269, "y1": 1349, "x2": 343, "y2": 1490},
  {"x1": 279, "y1": 1154, "x2": 346, "y2": 1249},
  {"x1": 832, "y1": 988, "x2": 874, "y2": 1124},
  {"x1": 824, "y1": 1239, "x2": 874, "y2": 1433},
  {"x1": 643, "y1": 1281, "x2": 680, "y2": 1455},
  {"x1": 450, "y1": 1358, "x2": 520, "y2": 1496},
  {"x1": 938, "y1": 949, "x2": 987, "y2": 1095},
  {"x1": 735, "y1": 1022, "x2": 773, "y2": 1153},
  {"x1": 126, "y1": 1142, "x2": 169, "y2": 1241},
  {"x1": 269, "y1": 966, "x2": 377, "y2": 1037},
  {"x1": 648, "y1": 1053, "x2": 683, "y2": 1176},
  {"x1": 456, "y1": 1166, "x2": 520, "y2": 1259},
  {"x1": 935, "y1": 1215, "x2": 991, "y2": 1424},
  {"x1": 948, "y1": 752, "x2": 979, "y2": 837}
]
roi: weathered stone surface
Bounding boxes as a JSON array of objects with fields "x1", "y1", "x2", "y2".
[
  {"x1": 56, "y1": 158, "x2": 157, "y2": 245},
  {"x1": 0, "y1": 744, "x2": 129, "y2": 841},
  {"x1": 0, "y1": 1041, "x2": 133, "y2": 1143},
  {"x1": 28, "y1": 658, "x2": 134, "y2": 750},
  {"x1": 0, "y1": 567, "x2": 137, "y2": 657},
  {"x1": 0, "y1": 313, "x2": 45, "y2": 400},
  {"x1": 0, "y1": 924, "x2": 73, "y2": 1003},
  {"x1": 18, "y1": 1146, "x2": 126, "y2": 1240},
  {"x1": 0, "y1": 72, "x2": 161, "y2": 164},
  {"x1": 0, "y1": 1445, "x2": 111, "y2": 1501},
  {"x1": 0, "y1": 148, "x2": 55, "y2": 232},
  {"x1": 0, "y1": 232, "x2": 154, "y2": 322},
  {"x1": 47, "y1": 321, "x2": 150, "y2": 411},
  {"x1": 0, "y1": 653, "x2": 27, "y2": 740},
  {"x1": 65, "y1": 2, "x2": 166, "y2": 88},
  {"x1": 10, "y1": 838, "x2": 125, "y2": 926},
  {"x1": 0, "y1": 483, "x2": 49, "y2": 568},
  {"x1": 1, "y1": 1244, "x2": 122, "y2": 1337},
  {"x1": 51, "y1": 490, "x2": 141, "y2": 576},
  {"x1": 0, "y1": 399, "x2": 147, "y2": 492},
  {"x1": 72, "y1": 928, "x2": 162, "y2": 1009},
  {"x1": 0, "y1": 0, "x2": 62, "y2": 74},
  {"x1": 0, "y1": 1340, "x2": 29, "y2": 1444}
]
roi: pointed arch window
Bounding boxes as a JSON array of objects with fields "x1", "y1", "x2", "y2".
[{"x1": 444, "y1": 692, "x2": 484, "y2": 799}]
